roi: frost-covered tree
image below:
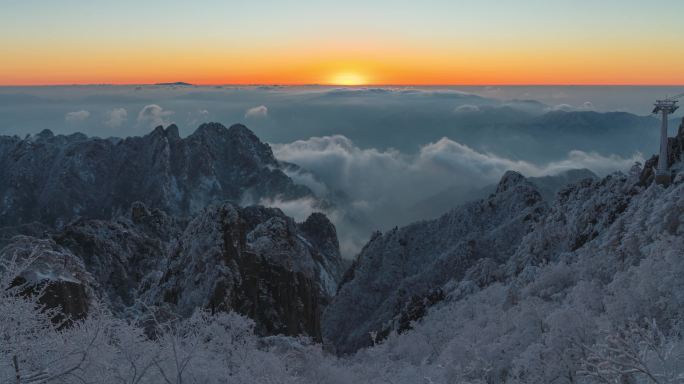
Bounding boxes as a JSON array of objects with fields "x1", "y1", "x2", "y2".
[{"x1": 580, "y1": 320, "x2": 684, "y2": 384}]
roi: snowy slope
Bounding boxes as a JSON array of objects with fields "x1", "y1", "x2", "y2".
[{"x1": 323, "y1": 171, "x2": 548, "y2": 353}]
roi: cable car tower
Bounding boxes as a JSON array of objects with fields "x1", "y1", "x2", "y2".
[{"x1": 653, "y1": 93, "x2": 683, "y2": 185}]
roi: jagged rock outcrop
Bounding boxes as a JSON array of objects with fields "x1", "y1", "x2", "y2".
[
  {"x1": 0, "y1": 123, "x2": 313, "y2": 228},
  {"x1": 0, "y1": 123, "x2": 343, "y2": 339},
  {"x1": 323, "y1": 171, "x2": 548, "y2": 353},
  {"x1": 148, "y1": 203, "x2": 342, "y2": 339},
  {"x1": 1, "y1": 201, "x2": 343, "y2": 340},
  {"x1": 0, "y1": 236, "x2": 93, "y2": 322},
  {"x1": 52, "y1": 203, "x2": 181, "y2": 314}
]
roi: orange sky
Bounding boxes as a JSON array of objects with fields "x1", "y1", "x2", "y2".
[
  {"x1": 2, "y1": 1, "x2": 684, "y2": 86},
  {"x1": 4, "y1": 40, "x2": 683, "y2": 86}
]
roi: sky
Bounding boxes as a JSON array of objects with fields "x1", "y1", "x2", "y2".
[{"x1": 2, "y1": 0, "x2": 684, "y2": 85}]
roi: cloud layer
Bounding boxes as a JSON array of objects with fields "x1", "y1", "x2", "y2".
[
  {"x1": 0, "y1": 86, "x2": 664, "y2": 162},
  {"x1": 272, "y1": 135, "x2": 643, "y2": 256},
  {"x1": 0, "y1": 85, "x2": 664, "y2": 257},
  {"x1": 105, "y1": 108, "x2": 127, "y2": 128},
  {"x1": 274, "y1": 135, "x2": 642, "y2": 205},
  {"x1": 245, "y1": 105, "x2": 268, "y2": 119},
  {"x1": 65, "y1": 110, "x2": 90, "y2": 122},
  {"x1": 137, "y1": 104, "x2": 173, "y2": 128}
]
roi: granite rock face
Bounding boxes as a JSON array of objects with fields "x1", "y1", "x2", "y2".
[
  {"x1": 0, "y1": 123, "x2": 342, "y2": 339},
  {"x1": 1, "y1": 202, "x2": 343, "y2": 340},
  {"x1": 148, "y1": 203, "x2": 343, "y2": 339},
  {"x1": 52, "y1": 203, "x2": 181, "y2": 314},
  {"x1": 0, "y1": 123, "x2": 312, "y2": 228},
  {"x1": 0, "y1": 236, "x2": 93, "y2": 323}
]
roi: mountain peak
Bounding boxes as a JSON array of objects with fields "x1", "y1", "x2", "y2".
[
  {"x1": 192, "y1": 123, "x2": 258, "y2": 140},
  {"x1": 228, "y1": 123, "x2": 254, "y2": 136},
  {"x1": 150, "y1": 125, "x2": 165, "y2": 135},
  {"x1": 0, "y1": 122, "x2": 313, "y2": 227},
  {"x1": 496, "y1": 170, "x2": 527, "y2": 193},
  {"x1": 193, "y1": 122, "x2": 228, "y2": 136},
  {"x1": 36, "y1": 129, "x2": 54, "y2": 139},
  {"x1": 300, "y1": 212, "x2": 340, "y2": 254},
  {"x1": 165, "y1": 124, "x2": 180, "y2": 140},
  {"x1": 147, "y1": 125, "x2": 180, "y2": 142}
]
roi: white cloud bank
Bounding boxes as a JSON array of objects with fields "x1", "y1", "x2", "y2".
[
  {"x1": 65, "y1": 110, "x2": 90, "y2": 122},
  {"x1": 547, "y1": 101, "x2": 595, "y2": 112},
  {"x1": 418, "y1": 137, "x2": 641, "y2": 180},
  {"x1": 137, "y1": 104, "x2": 174, "y2": 128},
  {"x1": 105, "y1": 108, "x2": 127, "y2": 128},
  {"x1": 273, "y1": 135, "x2": 642, "y2": 207},
  {"x1": 454, "y1": 104, "x2": 481, "y2": 113},
  {"x1": 271, "y1": 135, "x2": 643, "y2": 257},
  {"x1": 245, "y1": 105, "x2": 268, "y2": 119}
]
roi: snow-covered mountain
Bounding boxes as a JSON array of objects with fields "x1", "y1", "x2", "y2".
[
  {"x1": 0, "y1": 122, "x2": 312, "y2": 228},
  {"x1": 323, "y1": 170, "x2": 549, "y2": 353},
  {"x1": 0, "y1": 123, "x2": 343, "y2": 340},
  {"x1": 324, "y1": 118, "x2": 684, "y2": 357},
  {"x1": 1, "y1": 200, "x2": 343, "y2": 340},
  {"x1": 3, "y1": 118, "x2": 684, "y2": 383}
]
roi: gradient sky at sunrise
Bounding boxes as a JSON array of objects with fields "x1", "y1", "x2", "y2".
[{"x1": 2, "y1": 0, "x2": 684, "y2": 85}]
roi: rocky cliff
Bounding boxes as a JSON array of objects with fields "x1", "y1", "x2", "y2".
[
  {"x1": 0, "y1": 123, "x2": 342, "y2": 339},
  {"x1": 0, "y1": 123, "x2": 312, "y2": 228},
  {"x1": 148, "y1": 202, "x2": 342, "y2": 339},
  {"x1": 1, "y1": 201, "x2": 343, "y2": 339},
  {"x1": 0, "y1": 236, "x2": 93, "y2": 323}
]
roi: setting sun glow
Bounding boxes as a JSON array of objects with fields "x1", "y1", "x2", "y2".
[
  {"x1": 328, "y1": 72, "x2": 367, "y2": 86},
  {"x1": 1, "y1": 1, "x2": 684, "y2": 85}
]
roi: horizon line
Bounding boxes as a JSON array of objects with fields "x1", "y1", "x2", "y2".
[{"x1": 2, "y1": 83, "x2": 684, "y2": 88}]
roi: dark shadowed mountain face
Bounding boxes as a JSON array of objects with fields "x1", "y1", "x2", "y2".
[
  {"x1": 0, "y1": 123, "x2": 344, "y2": 340},
  {"x1": 147, "y1": 203, "x2": 343, "y2": 339},
  {"x1": 0, "y1": 122, "x2": 312, "y2": 228},
  {"x1": 1, "y1": 201, "x2": 344, "y2": 340}
]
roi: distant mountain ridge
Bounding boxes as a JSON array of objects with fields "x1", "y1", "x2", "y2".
[
  {"x1": 154, "y1": 82, "x2": 193, "y2": 86},
  {"x1": 0, "y1": 122, "x2": 313, "y2": 229},
  {"x1": 409, "y1": 168, "x2": 598, "y2": 220}
]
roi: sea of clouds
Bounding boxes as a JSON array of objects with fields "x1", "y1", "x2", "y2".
[{"x1": 1, "y1": 84, "x2": 679, "y2": 256}]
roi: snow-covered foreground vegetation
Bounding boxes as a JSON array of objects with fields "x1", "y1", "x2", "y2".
[{"x1": 3, "y1": 170, "x2": 684, "y2": 383}]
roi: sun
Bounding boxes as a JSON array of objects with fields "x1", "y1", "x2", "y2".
[{"x1": 329, "y1": 72, "x2": 367, "y2": 86}]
